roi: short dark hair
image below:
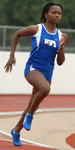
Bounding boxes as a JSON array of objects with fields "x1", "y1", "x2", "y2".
[{"x1": 40, "y1": 2, "x2": 62, "y2": 23}]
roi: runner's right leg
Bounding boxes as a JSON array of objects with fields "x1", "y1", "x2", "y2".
[{"x1": 14, "y1": 87, "x2": 39, "y2": 133}]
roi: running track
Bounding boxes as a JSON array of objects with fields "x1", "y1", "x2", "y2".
[
  {"x1": 0, "y1": 95, "x2": 75, "y2": 112},
  {"x1": 0, "y1": 94, "x2": 75, "y2": 150}
]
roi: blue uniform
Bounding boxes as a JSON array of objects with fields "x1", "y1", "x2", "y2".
[{"x1": 24, "y1": 24, "x2": 61, "y2": 81}]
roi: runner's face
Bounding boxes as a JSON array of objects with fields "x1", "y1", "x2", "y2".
[{"x1": 45, "y1": 6, "x2": 62, "y2": 24}]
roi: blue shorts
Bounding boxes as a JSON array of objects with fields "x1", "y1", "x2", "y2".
[{"x1": 24, "y1": 63, "x2": 53, "y2": 82}]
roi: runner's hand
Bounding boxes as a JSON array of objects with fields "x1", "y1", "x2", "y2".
[
  {"x1": 4, "y1": 56, "x2": 16, "y2": 72},
  {"x1": 60, "y1": 33, "x2": 67, "y2": 48}
]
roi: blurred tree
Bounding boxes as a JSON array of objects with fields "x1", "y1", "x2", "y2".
[
  {"x1": 0, "y1": 0, "x2": 75, "y2": 29},
  {"x1": 60, "y1": 0, "x2": 75, "y2": 29},
  {"x1": 0, "y1": 0, "x2": 8, "y2": 25}
]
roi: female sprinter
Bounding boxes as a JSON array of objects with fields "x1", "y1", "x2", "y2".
[{"x1": 4, "y1": 2, "x2": 67, "y2": 146}]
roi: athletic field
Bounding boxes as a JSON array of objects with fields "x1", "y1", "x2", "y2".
[{"x1": 0, "y1": 95, "x2": 75, "y2": 150}]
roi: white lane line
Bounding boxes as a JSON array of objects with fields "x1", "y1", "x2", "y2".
[
  {"x1": 0, "y1": 108, "x2": 75, "y2": 116},
  {"x1": 0, "y1": 130, "x2": 65, "y2": 150},
  {"x1": 0, "y1": 138, "x2": 31, "y2": 145},
  {"x1": 35, "y1": 130, "x2": 56, "y2": 142}
]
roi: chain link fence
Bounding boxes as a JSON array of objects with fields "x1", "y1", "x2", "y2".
[{"x1": 0, "y1": 25, "x2": 75, "y2": 53}]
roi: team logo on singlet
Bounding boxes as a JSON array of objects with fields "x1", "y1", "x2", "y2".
[{"x1": 44, "y1": 39, "x2": 56, "y2": 48}]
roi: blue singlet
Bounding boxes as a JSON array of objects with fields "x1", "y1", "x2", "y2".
[{"x1": 24, "y1": 24, "x2": 61, "y2": 81}]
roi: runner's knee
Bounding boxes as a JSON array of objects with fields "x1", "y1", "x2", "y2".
[{"x1": 40, "y1": 84, "x2": 50, "y2": 96}]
